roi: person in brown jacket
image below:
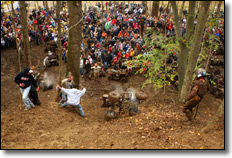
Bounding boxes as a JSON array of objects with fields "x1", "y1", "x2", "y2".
[
  {"x1": 182, "y1": 68, "x2": 209, "y2": 121},
  {"x1": 59, "y1": 72, "x2": 75, "y2": 105}
]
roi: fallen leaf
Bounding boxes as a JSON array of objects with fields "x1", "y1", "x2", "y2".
[
  {"x1": 200, "y1": 146, "x2": 204, "y2": 149},
  {"x1": 110, "y1": 143, "x2": 114, "y2": 146},
  {"x1": 198, "y1": 133, "x2": 201, "y2": 136}
]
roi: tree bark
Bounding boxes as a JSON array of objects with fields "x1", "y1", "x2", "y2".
[
  {"x1": 171, "y1": 1, "x2": 196, "y2": 101},
  {"x1": 43, "y1": 1, "x2": 46, "y2": 8},
  {"x1": 179, "y1": 1, "x2": 185, "y2": 18},
  {"x1": 180, "y1": 1, "x2": 211, "y2": 101},
  {"x1": 151, "y1": 1, "x2": 159, "y2": 17},
  {"x1": 46, "y1": 1, "x2": 50, "y2": 25},
  {"x1": 216, "y1": 1, "x2": 222, "y2": 18},
  {"x1": 67, "y1": 1, "x2": 82, "y2": 88},
  {"x1": 205, "y1": 1, "x2": 222, "y2": 72},
  {"x1": 142, "y1": 1, "x2": 148, "y2": 15},
  {"x1": 56, "y1": 1, "x2": 62, "y2": 102},
  {"x1": 10, "y1": 2, "x2": 21, "y2": 72},
  {"x1": 19, "y1": 1, "x2": 31, "y2": 67}
]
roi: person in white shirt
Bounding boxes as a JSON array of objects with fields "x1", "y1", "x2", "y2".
[
  {"x1": 91, "y1": 63, "x2": 101, "y2": 81},
  {"x1": 57, "y1": 84, "x2": 86, "y2": 117}
]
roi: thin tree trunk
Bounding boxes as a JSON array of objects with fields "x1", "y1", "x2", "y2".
[
  {"x1": 165, "y1": 1, "x2": 170, "y2": 14},
  {"x1": 179, "y1": 1, "x2": 185, "y2": 18},
  {"x1": 43, "y1": 1, "x2": 46, "y2": 8},
  {"x1": 205, "y1": 1, "x2": 222, "y2": 71},
  {"x1": 46, "y1": 1, "x2": 50, "y2": 25},
  {"x1": 151, "y1": 1, "x2": 159, "y2": 17},
  {"x1": 216, "y1": 1, "x2": 222, "y2": 18},
  {"x1": 172, "y1": 1, "x2": 196, "y2": 101},
  {"x1": 180, "y1": 1, "x2": 211, "y2": 101},
  {"x1": 213, "y1": 1, "x2": 217, "y2": 12},
  {"x1": 196, "y1": 27, "x2": 207, "y2": 68},
  {"x1": 56, "y1": 1, "x2": 62, "y2": 102},
  {"x1": 142, "y1": 1, "x2": 148, "y2": 15},
  {"x1": 10, "y1": 2, "x2": 21, "y2": 71},
  {"x1": 67, "y1": 1, "x2": 82, "y2": 88},
  {"x1": 114, "y1": 1, "x2": 117, "y2": 16},
  {"x1": 19, "y1": 1, "x2": 31, "y2": 67}
]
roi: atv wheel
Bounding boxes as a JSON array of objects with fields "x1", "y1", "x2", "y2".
[
  {"x1": 108, "y1": 91, "x2": 120, "y2": 103},
  {"x1": 108, "y1": 75, "x2": 113, "y2": 80},
  {"x1": 105, "y1": 110, "x2": 117, "y2": 121},
  {"x1": 135, "y1": 91, "x2": 148, "y2": 100},
  {"x1": 120, "y1": 77, "x2": 127, "y2": 83}
]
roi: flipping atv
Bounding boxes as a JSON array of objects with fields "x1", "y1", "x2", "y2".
[
  {"x1": 107, "y1": 68, "x2": 128, "y2": 83},
  {"x1": 102, "y1": 90, "x2": 147, "y2": 121}
]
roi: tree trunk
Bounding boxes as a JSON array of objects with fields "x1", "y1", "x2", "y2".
[
  {"x1": 10, "y1": 2, "x2": 21, "y2": 72},
  {"x1": 142, "y1": 1, "x2": 148, "y2": 15},
  {"x1": 19, "y1": 1, "x2": 31, "y2": 67},
  {"x1": 180, "y1": 1, "x2": 211, "y2": 101},
  {"x1": 216, "y1": 1, "x2": 222, "y2": 18},
  {"x1": 165, "y1": 1, "x2": 170, "y2": 14},
  {"x1": 43, "y1": 1, "x2": 46, "y2": 8},
  {"x1": 179, "y1": 1, "x2": 185, "y2": 18},
  {"x1": 56, "y1": 1, "x2": 62, "y2": 102},
  {"x1": 171, "y1": 1, "x2": 196, "y2": 101},
  {"x1": 171, "y1": 1, "x2": 185, "y2": 99},
  {"x1": 67, "y1": 1, "x2": 82, "y2": 88},
  {"x1": 205, "y1": 1, "x2": 222, "y2": 72},
  {"x1": 114, "y1": 1, "x2": 117, "y2": 16},
  {"x1": 46, "y1": 1, "x2": 50, "y2": 25},
  {"x1": 151, "y1": 1, "x2": 159, "y2": 17}
]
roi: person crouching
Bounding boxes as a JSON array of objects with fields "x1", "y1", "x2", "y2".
[{"x1": 57, "y1": 84, "x2": 86, "y2": 117}]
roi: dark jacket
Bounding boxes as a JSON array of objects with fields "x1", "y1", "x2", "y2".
[{"x1": 15, "y1": 68, "x2": 37, "y2": 89}]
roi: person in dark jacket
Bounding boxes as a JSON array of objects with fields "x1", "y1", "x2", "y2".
[
  {"x1": 15, "y1": 67, "x2": 38, "y2": 110},
  {"x1": 29, "y1": 66, "x2": 41, "y2": 105}
]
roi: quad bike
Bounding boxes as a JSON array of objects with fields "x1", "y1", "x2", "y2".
[
  {"x1": 45, "y1": 40, "x2": 58, "y2": 53},
  {"x1": 102, "y1": 90, "x2": 147, "y2": 121},
  {"x1": 107, "y1": 68, "x2": 128, "y2": 83},
  {"x1": 44, "y1": 51, "x2": 59, "y2": 69}
]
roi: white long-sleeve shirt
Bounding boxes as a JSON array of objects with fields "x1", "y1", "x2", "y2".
[{"x1": 61, "y1": 88, "x2": 86, "y2": 106}]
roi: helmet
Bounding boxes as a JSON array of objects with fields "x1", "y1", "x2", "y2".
[{"x1": 195, "y1": 68, "x2": 206, "y2": 78}]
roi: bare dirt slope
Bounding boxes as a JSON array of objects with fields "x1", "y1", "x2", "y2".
[{"x1": 1, "y1": 45, "x2": 224, "y2": 149}]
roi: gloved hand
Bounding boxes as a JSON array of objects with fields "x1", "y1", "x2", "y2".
[
  {"x1": 36, "y1": 87, "x2": 40, "y2": 91},
  {"x1": 19, "y1": 83, "x2": 25, "y2": 87}
]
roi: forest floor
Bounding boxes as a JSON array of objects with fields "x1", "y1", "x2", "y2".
[{"x1": 1, "y1": 44, "x2": 224, "y2": 149}]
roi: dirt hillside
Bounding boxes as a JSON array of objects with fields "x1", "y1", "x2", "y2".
[{"x1": 1, "y1": 43, "x2": 224, "y2": 149}]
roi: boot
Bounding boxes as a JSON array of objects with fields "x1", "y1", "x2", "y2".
[{"x1": 185, "y1": 111, "x2": 193, "y2": 121}]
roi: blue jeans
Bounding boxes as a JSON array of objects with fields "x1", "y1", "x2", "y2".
[
  {"x1": 62, "y1": 102, "x2": 85, "y2": 116},
  {"x1": 104, "y1": 61, "x2": 108, "y2": 69},
  {"x1": 59, "y1": 93, "x2": 67, "y2": 104},
  {"x1": 20, "y1": 86, "x2": 34, "y2": 109},
  {"x1": 80, "y1": 67, "x2": 84, "y2": 75}
]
